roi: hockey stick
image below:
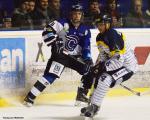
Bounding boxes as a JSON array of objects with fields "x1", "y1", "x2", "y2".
[
  {"x1": 63, "y1": 50, "x2": 86, "y2": 65},
  {"x1": 120, "y1": 83, "x2": 141, "y2": 96}
]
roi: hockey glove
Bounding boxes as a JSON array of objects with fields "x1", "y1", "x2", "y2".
[
  {"x1": 55, "y1": 38, "x2": 64, "y2": 53},
  {"x1": 42, "y1": 26, "x2": 57, "y2": 47},
  {"x1": 91, "y1": 62, "x2": 105, "y2": 77}
]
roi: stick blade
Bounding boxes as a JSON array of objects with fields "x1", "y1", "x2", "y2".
[
  {"x1": 140, "y1": 90, "x2": 150, "y2": 96},
  {"x1": 136, "y1": 92, "x2": 141, "y2": 96}
]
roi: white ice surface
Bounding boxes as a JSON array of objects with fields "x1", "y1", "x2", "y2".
[{"x1": 0, "y1": 96, "x2": 150, "y2": 120}]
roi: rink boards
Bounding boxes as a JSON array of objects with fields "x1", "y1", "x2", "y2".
[{"x1": 0, "y1": 29, "x2": 150, "y2": 102}]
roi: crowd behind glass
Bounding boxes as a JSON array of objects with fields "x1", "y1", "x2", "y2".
[{"x1": 0, "y1": 0, "x2": 150, "y2": 30}]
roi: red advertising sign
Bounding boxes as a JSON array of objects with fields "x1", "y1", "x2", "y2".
[{"x1": 134, "y1": 47, "x2": 150, "y2": 65}]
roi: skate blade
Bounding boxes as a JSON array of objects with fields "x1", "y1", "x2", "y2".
[
  {"x1": 23, "y1": 101, "x2": 33, "y2": 107},
  {"x1": 74, "y1": 101, "x2": 88, "y2": 107},
  {"x1": 84, "y1": 117, "x2": 94, "y2": 120}
]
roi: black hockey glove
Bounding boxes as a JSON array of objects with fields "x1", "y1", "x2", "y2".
[
  {"x1": 55, "y1": 38, "x2": 64, "y2": 53},
  {"x1": 83, "y1": 59, "x2": 93, "y2": 75},
  {"x1": 92, "y1": 62, "x2": 105, "y2": 75},
  {"x1": 42, "y1": 26, "x2": 57, "y2": 47}
]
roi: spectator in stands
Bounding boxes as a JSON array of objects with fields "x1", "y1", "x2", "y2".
[
  {"x1": 11, "y1": 0, "x2": 30, "y2": 29},
  {"x1": 48, "y1": 0, "x2": 62, "y2": 20},
  {"x1": 84, "y1": 0, "x2": 104, "y2": 28},
  {"x1": 0, "y1": 17, "x2": 13, "y2": 30},
  {"x1": 124, "y1": 0, "x2": 150, "y2": 27},
  {"x1": 27, "y1": 0, "x2": 53, "y2": 29},
  {"x1": 105, "y1": 0, "x2": 123, "y2": 27},
  {"x1": 27, "y1": 0, "x2": 35, "y2": 12},
  {"x1": 145, "y1": 0, "x2": 150, "y2": 17},
  {"x1": 0, "y1": 10, "x2": 3, "y2": 27},
  {"x1": 2, "y1": 17, "x2": 12, "y2": 29}
]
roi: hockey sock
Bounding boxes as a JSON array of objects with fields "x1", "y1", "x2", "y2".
[
  {"x1": 91, "y1": 73, "x2": 112, "y2": 106},
  {"x1": 26, "y1": 77, "x2": 50, "y2": 100}
]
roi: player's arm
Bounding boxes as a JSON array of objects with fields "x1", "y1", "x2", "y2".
[
  {"x1": 105, "y1": 31, "x2": 125, "y2": 71},
  {"x1": 82, "y1": 29, "x2": 92, "y2": 62},
  {"x1": 42, "y1": 20, "x2": 64, "y2": 46},
  {"x1": 95, "y1": 33, "x2": 109, "y2": 65},
  {"x1": 81, "y1": 29, "x2": 93, "y2": 75}
]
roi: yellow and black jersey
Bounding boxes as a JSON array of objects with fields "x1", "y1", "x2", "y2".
[
  {"x1": 95, "y1": 28, "x2": 138, "y2": 72},
  {"x1": 96, "y1": 28, "x2": 125, "y2": 58}
]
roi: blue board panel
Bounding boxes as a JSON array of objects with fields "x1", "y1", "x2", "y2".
[{"x1": 0, "y1": 38, "x2": 25, "y2": 88}]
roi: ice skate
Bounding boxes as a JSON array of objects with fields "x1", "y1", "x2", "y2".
[
  {"x1": 75, "y1": 87, "x2": 89, "y2": 106},
  {"x1": 80, "y1": 104, "x2": 100, "y2": 120},
  {"x1": 23, "y1": 96, "x2": 34, "y2": 107}
]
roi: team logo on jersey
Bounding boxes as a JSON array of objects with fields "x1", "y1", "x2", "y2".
[{"x1": 65, "y1": 35, "x2": 79, "y2": 51}]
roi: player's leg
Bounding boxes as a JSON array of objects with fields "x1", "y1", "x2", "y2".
[
  {"x1": 75, "y1": 62, "x2": 104, "y2": 106},
  {"x1": 61, "y1": 54, "x2": 91, "y2": 105},
  {"x1": 81, "y1": 67, "x2": 134, "y2": 118},
  {"x1": 81, "y1": 73, "x2": 112, "y2": 117},
  {"x1": 75, "y1": 72, "x2": 95, "y2": 105},
  {"x1": 24, "y1": 58, "x2": 64, "y2": 107},
  {"x1": 64, "y1": 55, "x2": 94, "y2": 105},
  {"x1": 24, "y1": 75, "x2": 56, "y2": 107}
]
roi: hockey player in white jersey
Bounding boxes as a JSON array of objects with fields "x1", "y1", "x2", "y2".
[{"x1": 80, "y1": 14, "x2": 138, "y2": 119}]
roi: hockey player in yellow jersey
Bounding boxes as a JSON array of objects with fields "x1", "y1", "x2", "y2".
[{"x1": 80, "y1": 14, "x2": 138, "y2": 119}]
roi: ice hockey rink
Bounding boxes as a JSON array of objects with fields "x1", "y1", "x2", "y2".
[
  {"x1": 0, "y1": 95, "x2": 150, "y2": 120},
  {"x1": 0, "y1": 29, "x2": 150, "y2": 120}
]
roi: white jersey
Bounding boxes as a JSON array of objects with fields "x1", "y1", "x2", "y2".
[
  {"x1": 122, "y1": 40, "x2": 138, "y2": 72},
  {"x1": 89, "y1": 28, "x2": 138, "y2": 108}
]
